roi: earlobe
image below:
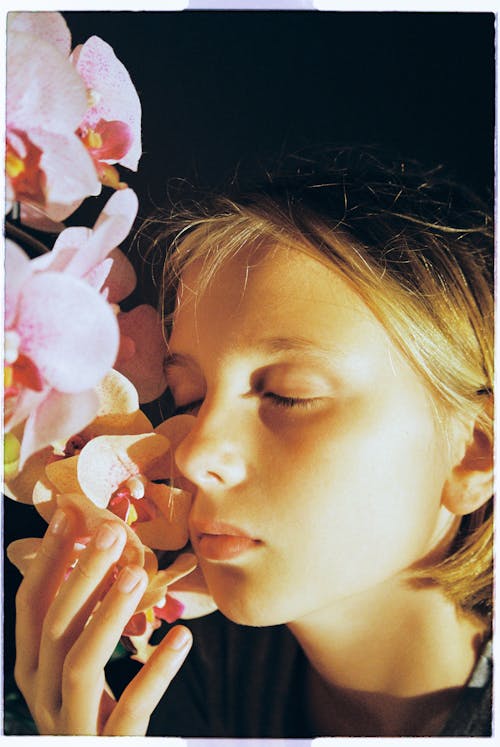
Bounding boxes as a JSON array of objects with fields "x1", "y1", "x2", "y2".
[{"x1": 441, "y1": 420, "x2": 493, "y2": 516}]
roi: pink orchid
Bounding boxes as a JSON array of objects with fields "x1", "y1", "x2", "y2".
[
  {"x1": 115, "y1": 305, "x2": 169, "y2": 403},
  {"x1": 4, "y1": 239, "x2": 120, "y2": 467},
  {"x1": 72, "y1": 35, "x2": 142, "y2": 190},
  {"x1": 31, "y1": 187, "x2": 168, "y2": 402},
  {"x1": 6, "y1": 12, "x2": 142, "y2": 229},
  {"x1": 4, "y1": 370, "x2": 153, "y2": 506},
  {"x1": 6, "y1": 18, "x2": 100, "y2": 224}
]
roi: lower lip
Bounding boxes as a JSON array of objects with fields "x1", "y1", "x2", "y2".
[{"x1": 198, "y1": 534, "x2": 261, "y2": 561}]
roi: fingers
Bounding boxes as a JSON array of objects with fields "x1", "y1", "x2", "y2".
[
  {"x1": 103, "y1": 625, "x2": 193, "y2": 736},
  {"x1": 36, "y1": 521, "x2": 128, "y2": 719},
  {"x1": 60, "y1": 564, "x2": 148, "y2": 734},
  {"x1": 14, "y1": 508, "x2": 78, "y2": 694}
]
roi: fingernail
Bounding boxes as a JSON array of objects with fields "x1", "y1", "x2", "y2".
[
  {"x1": 95, "y1": 523, "x2": 121, "y2": 550},
  {"x1": 117, "y1": 565, "x2": 143, "y2": 593},
  {"x1": 50, "y1": 509, "x2": 69, "y2": 536},
  {"x1": 167, "y1": 626, "x2": 192, "y2": 651}
]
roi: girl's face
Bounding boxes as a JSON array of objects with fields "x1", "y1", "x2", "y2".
[{"x1": 167, "y1": 244, "x2": 456, "y2": 626}]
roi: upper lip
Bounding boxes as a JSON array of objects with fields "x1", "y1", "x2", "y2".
[{"x1": 191, "y1": 519, "x2": 258, "y2": 540}]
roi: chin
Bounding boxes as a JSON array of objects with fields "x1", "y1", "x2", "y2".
[{"x1": 202, "y1": 566, "x2": 296, "y2": 628}]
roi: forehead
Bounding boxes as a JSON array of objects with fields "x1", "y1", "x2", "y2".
[{"x1": 171, "y1": 243, "x2": 395, "y2": 365}]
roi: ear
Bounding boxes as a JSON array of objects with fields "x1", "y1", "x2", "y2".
[{"x1": 441, "y1": 412, "x2": 493, "y2": 517}]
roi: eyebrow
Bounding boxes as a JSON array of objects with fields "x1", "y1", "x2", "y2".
[{"x1": 165, "y1": 336, "x2": 334, "y2": 374}]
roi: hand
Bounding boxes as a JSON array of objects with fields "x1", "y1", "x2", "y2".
[{"x1": 14, "y1": 508, "x2": 193, "y2": 735}]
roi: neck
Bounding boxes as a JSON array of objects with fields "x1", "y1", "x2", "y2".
[{"x1": 287, "y1": 578, "x2": 487, "y2": 736}]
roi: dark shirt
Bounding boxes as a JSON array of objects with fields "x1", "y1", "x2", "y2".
[{"x1": 141, "y1": 612, "x2": 492, "y2": 738}]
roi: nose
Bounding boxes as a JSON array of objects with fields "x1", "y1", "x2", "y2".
[{"x1": 174, "y1": 398, "x2": 248, "y2": 489}]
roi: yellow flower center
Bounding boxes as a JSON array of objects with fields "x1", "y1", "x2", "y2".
[
  {"x1": 127, "y1": 503, "x2": 139, "y2": 525},
  {"x1": 4, "y1": 366, "x2": 13, "y2": 389},
  {"x1": 82, "y1": 129, "x2": 104, "y2": 150},
  {"x1": 6, "y1": 150, "x2": 25, "y2": 179}
]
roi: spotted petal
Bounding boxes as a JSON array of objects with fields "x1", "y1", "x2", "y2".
[
  {"x1": 17, "y1": 272, "x2": 119, "y2": 393},
  {"x1": 7, "y1": 31, "x2": 87, "y2": 134},
  {"x1": 73, "y1": 36, "x2": 142, "y2": 170},
  {"x1": 20, "y1": 388, "x2": 100, "y2": 467},
  {"x1": 76, "y1": 433, "x2": 171, "y2": 508},
  {"x1": 80, "y1": 370, "x2": 154, "y2": 439},
  {"x1": 8, "y1": 12, "x2": 71, "y2": 57}
]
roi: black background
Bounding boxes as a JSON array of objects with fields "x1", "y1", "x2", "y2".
[
  {"x1": 63, "y1": 10, "x2": 494, "y2": 201},
  {"x1": 3, "y1": 7, "x2": 495, "y2": 717}
]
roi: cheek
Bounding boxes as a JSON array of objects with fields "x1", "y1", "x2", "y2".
[{"x1": 259, "y1": 400, "x2": 448, "y2": 592}]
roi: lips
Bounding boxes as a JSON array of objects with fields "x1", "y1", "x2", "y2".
[{"x1": 192, "y1": 520, "x2": 262, "y2": 561}]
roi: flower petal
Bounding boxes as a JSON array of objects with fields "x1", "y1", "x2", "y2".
[
  {"x1": 56, "y1": 492, "x2": 145, "y2": 568},
  {"x1": 20, "y1": 388, "x2": 100, "y2": 467},
  {"x1": 45, "y1": 454, "x2": 81, "y2": 494},
  {"x1": 53, "y1": 189, "x2": 138, "y2": 281},
  {"x1": 8, "y1": 11, "x2": 71, "y2": 57},
  {"x1": 36, "y1": 227, "x2": 92, "y2": 273},
  {"x1": 137, "y1": 552, "x2": 198, "y2": 611},
  {"x1": 80, "y1": 370, "x2": 154, "y2": 439},
  {"x1": 28, "y1": 127, "x2": 100, "y2": 204},
  {"x1": 7, "y1": 32, "x2": 87, "y2": 134},
  {"x1": 132, "y1": 484, "x2": 191, "y2": 550},
  {"x1": 91, "y1": 188, "x2": 139, "y2": 246},
  {"x1": 77, "y1": 432, "x2": 170, "y2": 508},
  {"x1": 3, "y1": 427, "x2": 53, "y2": 504},
  {"x1": 17, "y1": 272, "x2": 119, "y2": 393},
  {"x1": 115, "y1": 305, "x2": 168, "y2": 403},
  {"x1": 102, "y1": 248, "x2": 137, "y2": 304},
  {"x1": 4, "y1": 239, "x2": 33, "y2": 328},
  {"x1": 73, "y1": 36, "x2": 142, "y2": 170},
  {"x1": 90, "y1": 120, "x2": 133, "y2": 162}
]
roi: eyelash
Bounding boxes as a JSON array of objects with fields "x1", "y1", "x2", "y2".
[
  {"x1": 263, "y1": 393, "x2": 316, "y2": 409},
  {"x1": 172, "y1": 393, "x2": 316, "y2": 415}
]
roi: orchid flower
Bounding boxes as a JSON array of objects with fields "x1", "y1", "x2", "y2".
[
  {"x1": 6, "y1": 414, "x2": 217, "y2": 662},
  {"x1": 4, "y1": 370, "x2": 152, "y2": 505},
  {"x1": 4, "y1": 238, "x2": 120, "y2": 468},
  {"x1": 15, "y1": 188, "x2": 168, "y2": 403},
  {"x1": 6, "y1": 12, "x2": 142, "y2": 229},
  {"x1": 6, "y1": 14, "x2": 100, "y2": 225},
  {"x1": 72, "y1": 35, "x2": 142, "y2": 190}
]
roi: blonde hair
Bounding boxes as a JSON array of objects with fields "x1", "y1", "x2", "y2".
[{"x1": 145, "y1": 147, "x2": 493, "y2": 619}]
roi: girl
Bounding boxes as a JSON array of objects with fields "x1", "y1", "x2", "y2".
[{"x1": 13, "y1": 147, "x2": 493, "y2": 737}]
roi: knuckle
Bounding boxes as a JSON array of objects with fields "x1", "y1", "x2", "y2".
[
  {"x1": 117, "y1": 697, "x2": 149, "y2": 723},
  {"x1": 42, "y1": 619, "x2": 65, "y2": 647},
  {"x1": 62, "y1": 651, "x2": 89, "y2": 692}
]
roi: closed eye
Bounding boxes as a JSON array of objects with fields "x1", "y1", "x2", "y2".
[
  {"x1": 263, "y1": 392, "x2": 320, "y2": 410},
  {"x1": 172, "y1": 393, "x2": 321, "y2": 416}
]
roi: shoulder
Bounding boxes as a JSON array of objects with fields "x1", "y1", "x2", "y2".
[{"x1": 439, "y1": 638, "x2": 493, "y2": 737}]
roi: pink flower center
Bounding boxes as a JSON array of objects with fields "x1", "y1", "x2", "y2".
[{"x1": 109, "y1": 481, "x2": 158, "y2": 527}]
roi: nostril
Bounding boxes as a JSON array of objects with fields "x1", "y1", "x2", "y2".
[{"x1": 203, "y1": 470, "x2": 224, "y2": 484}]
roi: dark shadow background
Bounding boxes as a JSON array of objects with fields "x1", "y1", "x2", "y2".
[{"x1": 3, "y1": 8, "x2": 495, "y2": 732}]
